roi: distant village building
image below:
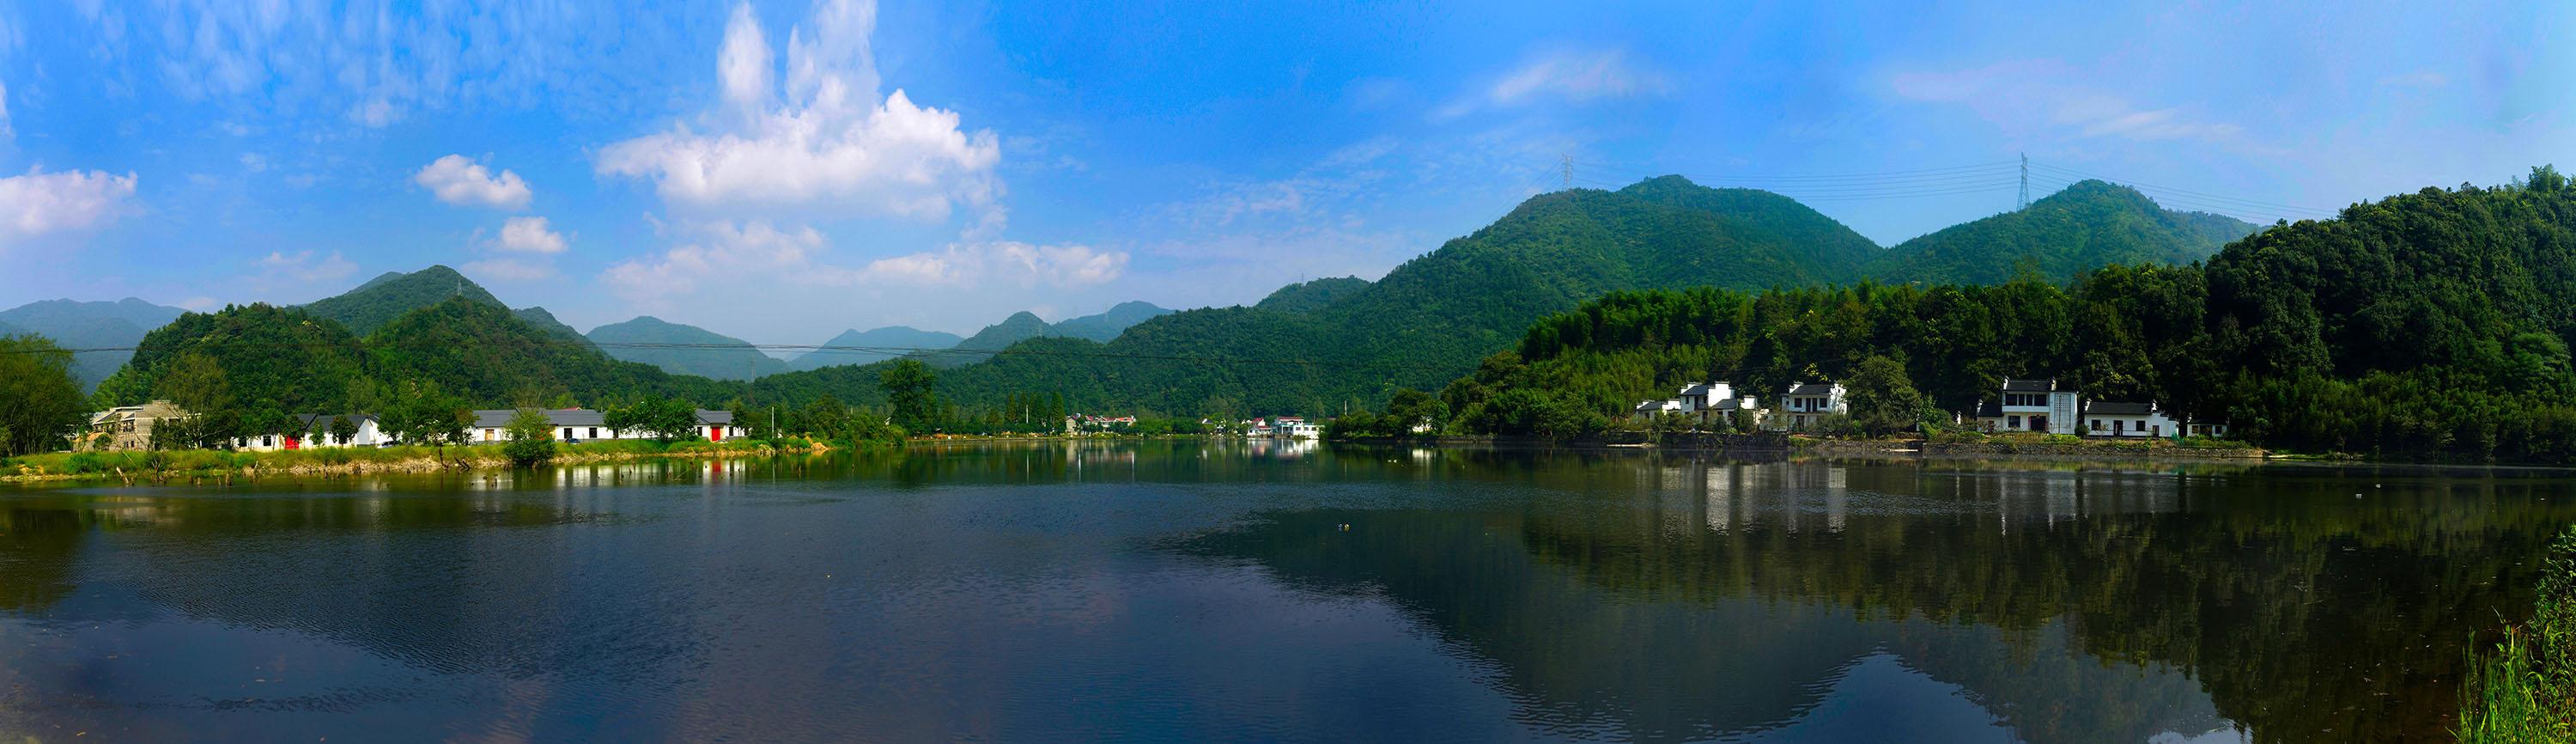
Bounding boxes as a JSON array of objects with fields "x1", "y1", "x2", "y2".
[
  {"x1": 1971, "y1": 378, "x2": 2082, "y2": 435},
  {"x1": 1629, "y1": 382, "x2": 1761, "y2": 426},
  {"x1": 2082, "y1": 401, "x2": 2179, "y2": 438},
  {"x1": 1764, "y1": 382, "x2": 1848, "y2": 432},
  {"x1": 81, "y1": 399, "x2": 191, "y2": 452},
  {"x1": 465, "y1": 408, "x2": 744, "y2": 443}
]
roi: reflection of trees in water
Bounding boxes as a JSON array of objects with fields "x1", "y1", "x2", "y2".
[{"x1": 1186, "y1": 457, "x2": 2576, "y2": 744}]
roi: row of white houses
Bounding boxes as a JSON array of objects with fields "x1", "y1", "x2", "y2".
[
  {"x1": 1631, "y1": 377, "x2": 2229, "y2": 437},
  {"x1": 227, "y1": 409, "x2": 747, "y2": 451}
]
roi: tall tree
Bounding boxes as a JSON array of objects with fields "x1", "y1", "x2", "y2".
[
  {"x1": 880, "y1": 360, "x2": 939, "y2": 434},
  {"x1": 0, "y1": 334, "x2": 88, "y2": 455},
  {"x1": 1844, "y1": 354, "x2": 1929, "y2": 436}
]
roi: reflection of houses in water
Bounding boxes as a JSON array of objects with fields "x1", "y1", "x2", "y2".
[
  {"x1": 1686, "y1": 461, "x2": 1850, "y2": 534},
  {"x1": 1244, "y1": 437, "x2": 1318, "y2": 459}
]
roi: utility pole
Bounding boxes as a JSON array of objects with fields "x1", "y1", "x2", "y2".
[
  {"x1": 1561, "y1": 154, "x2": 1573, "y2": 191},
  {"x1": 2017, "y1": 153, "x2": 2030, "y2": 211}
]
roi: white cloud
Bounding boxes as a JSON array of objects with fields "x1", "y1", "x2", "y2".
[
  {"x1": 0, "y1": 167, "x2": 140, "y2": 241},
  {"x1": 602, "y1": 219, "x2": 1124, "y2": 308},
  {"x1": 240, "y1": 152, "x2": 267, "y2": 172},
  {"x1": 1892, "y1": 59, "x2": 2244, "y2": 144},
  {"x1": 255, "y1": 250, "x2": 357, "y2": 283},
  {"x1": 464, "y1": 258, "x2": 556, "y2": 282},
  {"x1": 1490, "y1": 50, "x2": 1670, "y2": 104},
  {"x1": 494, "y1": 216, "x2": 568, "y2": 253},
  {"x1": 0, "y1": 80, "x2": 12, "y2": 142},
  {"x1": 413, "y1": 155, "x2": 532, "y2": 210},
  {"x1": 837, "y1": 241, "x2": 1127, "y2": 288},
  {"x1": 596, "y1": 0, "x2": 1000, "y2": 222},
  {"x1": 604, "y1": 220, "x2": 826, "y2": 302}
]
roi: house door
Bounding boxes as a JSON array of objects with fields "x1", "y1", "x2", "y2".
[
  {"x1": 709, "y1": 426, "x2": 722, "y2": 442},
  {"x1": 2031, "y1": 415, "x2": 2048, "y2": 434}
]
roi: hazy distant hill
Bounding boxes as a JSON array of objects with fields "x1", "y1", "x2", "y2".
[
  {"x1": 1051, "y1": 301, "x2": 1176, "y2": 342},
  {"x1": 1255, "y1": 277, "x2": 1370, "y2": 314},
  {"x1": 586, "y1": 315, "x2": 790, "y2": 381},
  {"x1": 788, "y1": 326, "x2": 965, "y2": 371},
  {"x1": 1863, "y1": 180, "x2": 2259, "y2": 285},
  {"x1": 300, "y1": 265, "x2": 504, "y2": 336},
  {"x1": 0, "y1": 297, "x2": 189, "y2": 390}
]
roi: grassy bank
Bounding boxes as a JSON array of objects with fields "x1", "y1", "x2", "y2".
[
  {"x1": 1, "y1": 437, "x2": 849, "y2": 482},
  {"x1": 2458, "y1": 525, "x2": 2576, "y2": 742}
]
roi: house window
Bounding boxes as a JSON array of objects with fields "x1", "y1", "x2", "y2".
[
  {"x1": 2008, "y1": 415, "x2": 2022, "y2": 429},
  {"x1": 483, "y1": 429, "x2": 495, "y2": 441},
  {"x1": 262, "y1": 435, "x2": 274, "y2": 447},
  {"x1": 2136, "y1": 420, "x2": 2147, "y2": 430},
  {"x1": 562, "y1": 428, "x2": 574, "y2": 441},
  {"x1": 588, "y1": 427, "x2": 598, "y2": 439},
  {"x1": 2090, "y1": 419, "x2": 2102, "y2": 430}
]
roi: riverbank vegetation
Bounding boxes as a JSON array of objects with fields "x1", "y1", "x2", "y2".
[
  {"x1": 2458, "y1": 524, "x2": 2576, "y2": 743},
  {"x1": 1388, "y1": 168, "x2": 2576, "y2": 463},
  {"x1": 0, "y1": 437, "x2": 829, "y2": 481}
]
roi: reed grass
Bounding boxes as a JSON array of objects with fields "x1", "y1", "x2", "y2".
[{"x1": 2458, "y1": 525, "x2": 2576, "y2": 743}]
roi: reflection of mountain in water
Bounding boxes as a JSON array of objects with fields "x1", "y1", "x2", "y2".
[{"x1": 1184, "y1": 457, "x2": 2576, "y2": 744}]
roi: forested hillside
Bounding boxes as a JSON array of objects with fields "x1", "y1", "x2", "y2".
[
  {"x1": 1051, "y1": 301, "x2": 1176, "y2": 341},
  {"x1": 93, "y1": 297, "x2": 741, "y2": 417},
  {"x1": 586, "y1": 315, "x2": 790, "y2": 381},
  {"x1": 1429, "y1": 168, "x2": 2576, "y2": 462},
  {"x1": 1254, "y1": 277, "x2": 1370, "y2": 314},
  {"x1": 299, "y1": 265, "x2": 503, "y2": 336},
  {"x1": 751, "y1": 175, "x2": 1888, "y2": 414},
  {"x1": 1862, "y1": 180, "x2": 2256, "y2": 284}
]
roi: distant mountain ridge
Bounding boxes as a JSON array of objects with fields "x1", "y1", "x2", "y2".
[
  {"x1": 586, "y1": 315, "x2": 790, "y2": 381},
  {"x1": 0, "y1": 297, "x2": 190, "y2": 390},
  {"x1": 1862, "y1": 180, "x2": 2259, "y2": 284},
  {"x1": 788, "y1": 326, "x2": 966, "y2": 371}
]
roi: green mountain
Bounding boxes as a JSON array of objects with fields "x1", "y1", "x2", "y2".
[
  {"x1": 787, "y1": 326, "x2": 964, "y2": 371},
  {"x1": 0, "y1": 297, "x2": 190, "y2": 390},
  {"x1": 753, "y1": 175, "x2": 1885, "y2": 414},
  {"x1": 586, "y1": 315, "x2": 790, "y2": 381},
  {"x1": 513, "y1": 307, "x2": 598, "y2": 349},
  {"x1": 1442, "y1": 167, "x2": 2576, "y2": 462},
  {"x1": 1051, "y1": 301, "x2": 1176, "y2": 342},
  {"x1": 933, "y1": 311, "x2": 1057, "y2": 366},
  {"x1": 95, "y1": 298, "x2": 740, "y2": 414},
  {"x1": 299, "y1": 265, "x2": 505, "y2": 336},
  {"x1": 1255, "y1": 277, "x2": 1370, "y2": 314},
  {"x1": 1863, "y1": 180, "x2": 2258, "y2": 285}
]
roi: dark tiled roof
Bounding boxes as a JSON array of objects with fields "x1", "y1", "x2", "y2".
[
  {"x1": 2000, "y1": 377, "x2": 2058, "y2": 393},
  {"x1": 2086, "y1": 401, "x2": 2155, "y2": 416},
  {"x1": 1973, "y1": 401, "x2": 2002, "y2": 418},
  {"x1": 1786, "y1": 382, "x2": 1837, "y2": 396},
  {"x1": 1680, "y1": 383, "x2": 1713, "y2": 396}
]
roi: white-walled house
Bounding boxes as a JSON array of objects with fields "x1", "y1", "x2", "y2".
[
  {"x1": 465, "y1": 409, "x2": 746, "y2": 444},
  {"x1": 1629, "y1": 382, "x2": 1761, "y2": 425},
  {"x1": 1763, "y1": 382, "x2": 1847, "y2": 432},
  {"x1": 1971, "y1": 378, "x2": 2082, "y2": 435},
  {"x1": 230, "y1": 413, "x2": 390, "y2": 451},
  {"x1": 2082, "y1": 401, "x2": 2179, "y2": 438}
]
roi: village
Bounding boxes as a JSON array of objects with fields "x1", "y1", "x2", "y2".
[{"x1": 1627, "y1": 377, "x2": 2232, "y2": 439}]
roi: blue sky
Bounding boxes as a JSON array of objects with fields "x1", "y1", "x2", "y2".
[{"x1": 0, "y1": 0, "x2": 2567, "y2": 345}]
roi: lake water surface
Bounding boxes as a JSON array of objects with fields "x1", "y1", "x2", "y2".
[{"x1": 3, "y1": 441, "x2": 2571, "y2": 743}]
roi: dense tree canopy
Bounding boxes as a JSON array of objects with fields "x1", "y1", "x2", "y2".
[{"x1": 0, "y1": 333, "x2": 87, "y2": 455}]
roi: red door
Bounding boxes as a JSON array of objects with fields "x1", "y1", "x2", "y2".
[{"x1": 709, "y1": 426, "x2": 722, "y2": 442}]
